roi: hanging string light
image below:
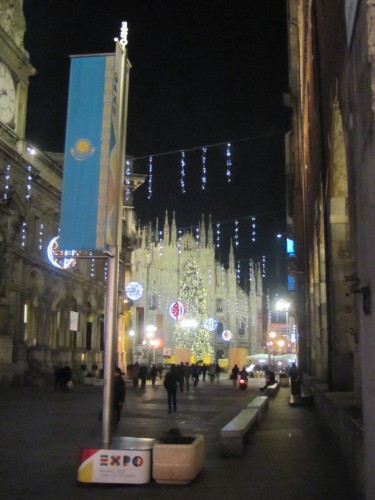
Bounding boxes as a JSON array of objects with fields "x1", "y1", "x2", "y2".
[
  {"x1": 195, "y1": 226, "x2": 200, "y2": 251},
  {"x1": 201, "y1": 147, "x2": 207, "y2": 190},
  {"x1": 262, "y1": 255, "x2": 266, "y2": 278},
  {"x1": 180, "y1": 151, "x2": 186, "y2": 193},
  {"x1": 38, "y1": 223, "x2": 44, "y2": 251},
  {"x1": 234, "y1": 220, "x2": 239, "y2": 247},
  {"x1": 226, "y1": 143, "x2": 232, "y2": 183},
  {"x1": 89, "y1": 252, "x2": 95, "y2": 278},
  {"x1": 237, "y1": 260, "x2": 241, "y2": 284},
  {"x1": 3, "y1": 164, "x2": 11, "y2": 201},
  {"x1": 21, "y1": 222, "x2": 27, "y2": 248},
  {"x1": 124, "y1": 160, "x2": 131, "y2": 203},
  {"x1": 216, "y1": 223, "x2": 221, "y2": 249},
  {"x1": 25, "y1": 165, "x2": 32, "y2": 200},
  {"x1": 147, "y1": 156, "x2": 153, "y2": 199},
  {"x1": 251, "y1": 216, "x2": 256, "y2": 242}
]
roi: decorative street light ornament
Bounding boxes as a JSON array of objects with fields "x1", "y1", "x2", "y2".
[
  {"x1": 169, "y1": 301, "x2": 185, "y2": 320},
  {"x1": 222, "y1": 330, "x2": 232, "y2": 341},
  {"x1": 204, "y1": 317, "x2": 218, "y2": 332},
  {"x1": 125, "y1": 281, "x2": 143, "y2": 301},
  {"x1": 47, "y1": 236, "x2": 78, "y2": 269}
]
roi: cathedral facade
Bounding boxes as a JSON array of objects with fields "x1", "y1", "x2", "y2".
[{"x1": 129, "y1": 212, "x2": 264, "y2": 363}]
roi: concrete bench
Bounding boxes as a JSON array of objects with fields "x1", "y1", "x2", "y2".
[
  {"x1": 265, "y1": 382, "x2": 279, "y2": 397},
  {"x1": 220, "y1": 408, "x2": 258, "y2": 456},
  {"x1": 247, "y1": 396, "x2": 268, "y2": 422}
]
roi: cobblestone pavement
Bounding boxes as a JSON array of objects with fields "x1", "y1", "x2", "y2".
[{"x1": 0, "y1": 377, "x2": 361, "y2": 500}]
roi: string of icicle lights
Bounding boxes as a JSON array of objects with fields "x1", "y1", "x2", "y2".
[{"x1": 137, "y1": 130, "x2": 285, "y2": 198}]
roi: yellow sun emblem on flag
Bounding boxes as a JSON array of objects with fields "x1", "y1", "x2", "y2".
[{"x1": 70, "y1": 138, "x2": 95, "y2": 160}]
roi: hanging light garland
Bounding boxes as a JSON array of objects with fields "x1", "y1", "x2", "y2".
[
  {"x1": 251, "y1": 216, "x2": 256, "y2": 242},
  {"x1": 234, "y1": 219, "x2": 239, "y2": 247},
  {"x1": 21, "y1": 222, "x2": 27, "y2": 248},
  {"x1": 147, "y1": 156, "x2": 153, "y2": 199},
  {"x1": 201, "y1": 147, "x2": 207, "y2": 190},
  {"x1": 180, "y1": 151, "x2": 186, "y2": 193},
  {"x1": 262, "y1": 255, "x2": 266, "y2": 278},
  {"x1": 124, "y1": 160, "x2": 131, "y2": 203},
  {"x1": 38, "y1": 223, "x2": 44, "y2": 251},
  {"x1": 3, "y1": 164, "x2": 11, "y2": 201},
  {"x1": 25, "y1": 165, "x2": 32, "y2": 201},
  {"x1": 226, "y1": 143, "x2": 232, "y2": 183},
  {"x1": 216, "y1": 223, "x2": 221, "y2": 249},
  {"x1": 237, "y1": 260, "x2": 241, "y2": 284}
]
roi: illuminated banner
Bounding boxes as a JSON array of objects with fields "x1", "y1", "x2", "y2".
[{"x1": 59, "y1": 55, "x2": 114, "y2": 251}]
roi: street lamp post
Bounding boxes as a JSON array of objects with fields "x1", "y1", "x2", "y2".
[
  {"x1": 129, "y1": 329, "x2": 135, "y2": 363},
  {"x1": 268, "y1": 331, "x2": 276, "y2": 370}
]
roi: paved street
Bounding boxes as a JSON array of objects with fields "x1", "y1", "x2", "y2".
[{"x1": 0, "y1": 376, "x2": 361, "y2": 499}]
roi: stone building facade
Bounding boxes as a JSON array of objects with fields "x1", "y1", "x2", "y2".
[
  {"x1": 0, "y1": 1, "x2": 144, "y2": 385},
  {"x1": 129, "y1": 211, "x2": 264, "y2": 364},
  {"x1": 286, "y1": 0, "x2": 375, "y2": 496}
]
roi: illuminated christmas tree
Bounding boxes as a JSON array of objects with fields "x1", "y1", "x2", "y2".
[{"x1": 174, "y1": 258, "x2": 214, "y2": 359}]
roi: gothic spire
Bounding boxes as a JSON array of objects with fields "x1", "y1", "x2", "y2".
[{"x1": 163, "y1": 210, "x2": 170, "y2": 246}]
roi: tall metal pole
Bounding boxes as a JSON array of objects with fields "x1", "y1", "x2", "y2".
[{"x1": 102, "y1": 24, "x2": 130, "y2": 447}]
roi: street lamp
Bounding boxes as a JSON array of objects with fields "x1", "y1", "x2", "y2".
[
  {"x1": 144, "y1": 325, "x2": 157, "y2": 364},
  {"x1": 275, "y1": 298, "x2": 290, "y2": 337},
  {"x1": 268, "y1": 331, "x2": 276, "y2": 369},
  {"x1": 129, "y1": 329, "x2": 135, "y2": 363}
]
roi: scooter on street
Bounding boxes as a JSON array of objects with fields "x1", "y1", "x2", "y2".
[{"x1": 239, "y1": 376, "x2": 248, "y2": 391}]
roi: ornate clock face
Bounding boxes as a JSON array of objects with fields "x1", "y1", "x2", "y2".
[{"x1": 0, "y1": 63, "x2": 16, "y2": 125}]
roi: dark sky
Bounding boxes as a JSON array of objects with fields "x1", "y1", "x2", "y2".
[{"x1": 23, "y1": 0, "x2": 290, "y2": 290}]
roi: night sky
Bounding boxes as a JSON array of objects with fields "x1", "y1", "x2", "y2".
[{"x1": 23, "y1": 0, "x2": 290, "y2": 291}]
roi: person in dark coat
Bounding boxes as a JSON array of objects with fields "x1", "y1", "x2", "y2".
[
  {"x1": 183, "y1": 362, "x2": 191, "y2": 390},
  {"x1": 62, "y1": 364, "x2": 72, "y2": 392},
  {"x1": 163, "y1": 364, "x2": 179, "y2": 413},
  {"x1": 259, "y1": 369, "x2": 276, "y2": 391},
  {"x1": 114, "y1": 367, "x2": 126, "y2": 424},
  {"x1": 231, "y1": 364, "x2": 240, "y2": 387},
  {"x1": 139, "y1": 364, "x2": 148, "y2": 388},
  {"x1": 150, "y1": 363, "x2": 158, "y2": 386},
  {"x1": 177, "y1": 362, "x2": 185, "y2": 392}
]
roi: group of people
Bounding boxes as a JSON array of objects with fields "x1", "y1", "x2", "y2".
[
  {"x1": 230, "y1": 364, "x2": 249, "y2": 387},
  {"x1": 127, "y1": 362, "x2": 163, "y2": 388},
  {"x1": 110, "y1": 361, "x2": 300, "y2": 421}
]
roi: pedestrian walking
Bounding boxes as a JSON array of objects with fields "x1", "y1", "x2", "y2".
[
  {"x1": 114, "y1": 367, "x2": 126, "y2": 424},
  {"x1": 208, "y1": 363, "x2": 216, "y2": 382},
  {"x1": 131, "y1": 362, "x2": 139, "y2": 386},
  {"x1": 201, "y1": 363, "x2": 208, "y2": 381},
  {"x1": 62, "y1": 363, "x2": 72, "y2": 392},
  {"x1": 191, "y1": 363, "x2": 200, "y2": 387},
  {"x1": 215, "y1": 362, "x2": 221, "y2": 383},
  {"x1": 54, "y1": 364, "x2": 63, "y2": 391},
  {"x1": 231, "y1": 364, "x2": 240, "y2": 387},
  {"x1": 139, "y1": 364, "x2": 148, "y2": 388},
  {"x1": 183, "y1": 362, "x2": 191, "y2": 390},
  {"x1": 150, "y1": 363, "x2": 158, "y2": 386},
  {"x1": 177, "y1": 362, "x2": 185, "y2": 392},
  {"x1": 163, "y1": 364, "x2": 179, "y2": 413}
]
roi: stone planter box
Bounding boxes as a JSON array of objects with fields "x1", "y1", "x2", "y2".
[
  {"x1": 152, "y1": 433, "x2": 205, "y2": 484},
  {"x1": 279, "y1": 374, "x2": 289, "y2": 387}
]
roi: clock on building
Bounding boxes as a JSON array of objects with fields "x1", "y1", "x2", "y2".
[{"x1": 0, "y1": 62, "x2": 16, "y2": 125}]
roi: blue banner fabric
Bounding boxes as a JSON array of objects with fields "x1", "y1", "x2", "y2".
[{"x1": 59, "y1": 55, "x2": 114, "y2": 251}]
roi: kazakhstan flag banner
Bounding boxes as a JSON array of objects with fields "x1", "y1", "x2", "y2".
[{"x1": 59, "y1": 55, "x2": 114, "y2": 251}]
